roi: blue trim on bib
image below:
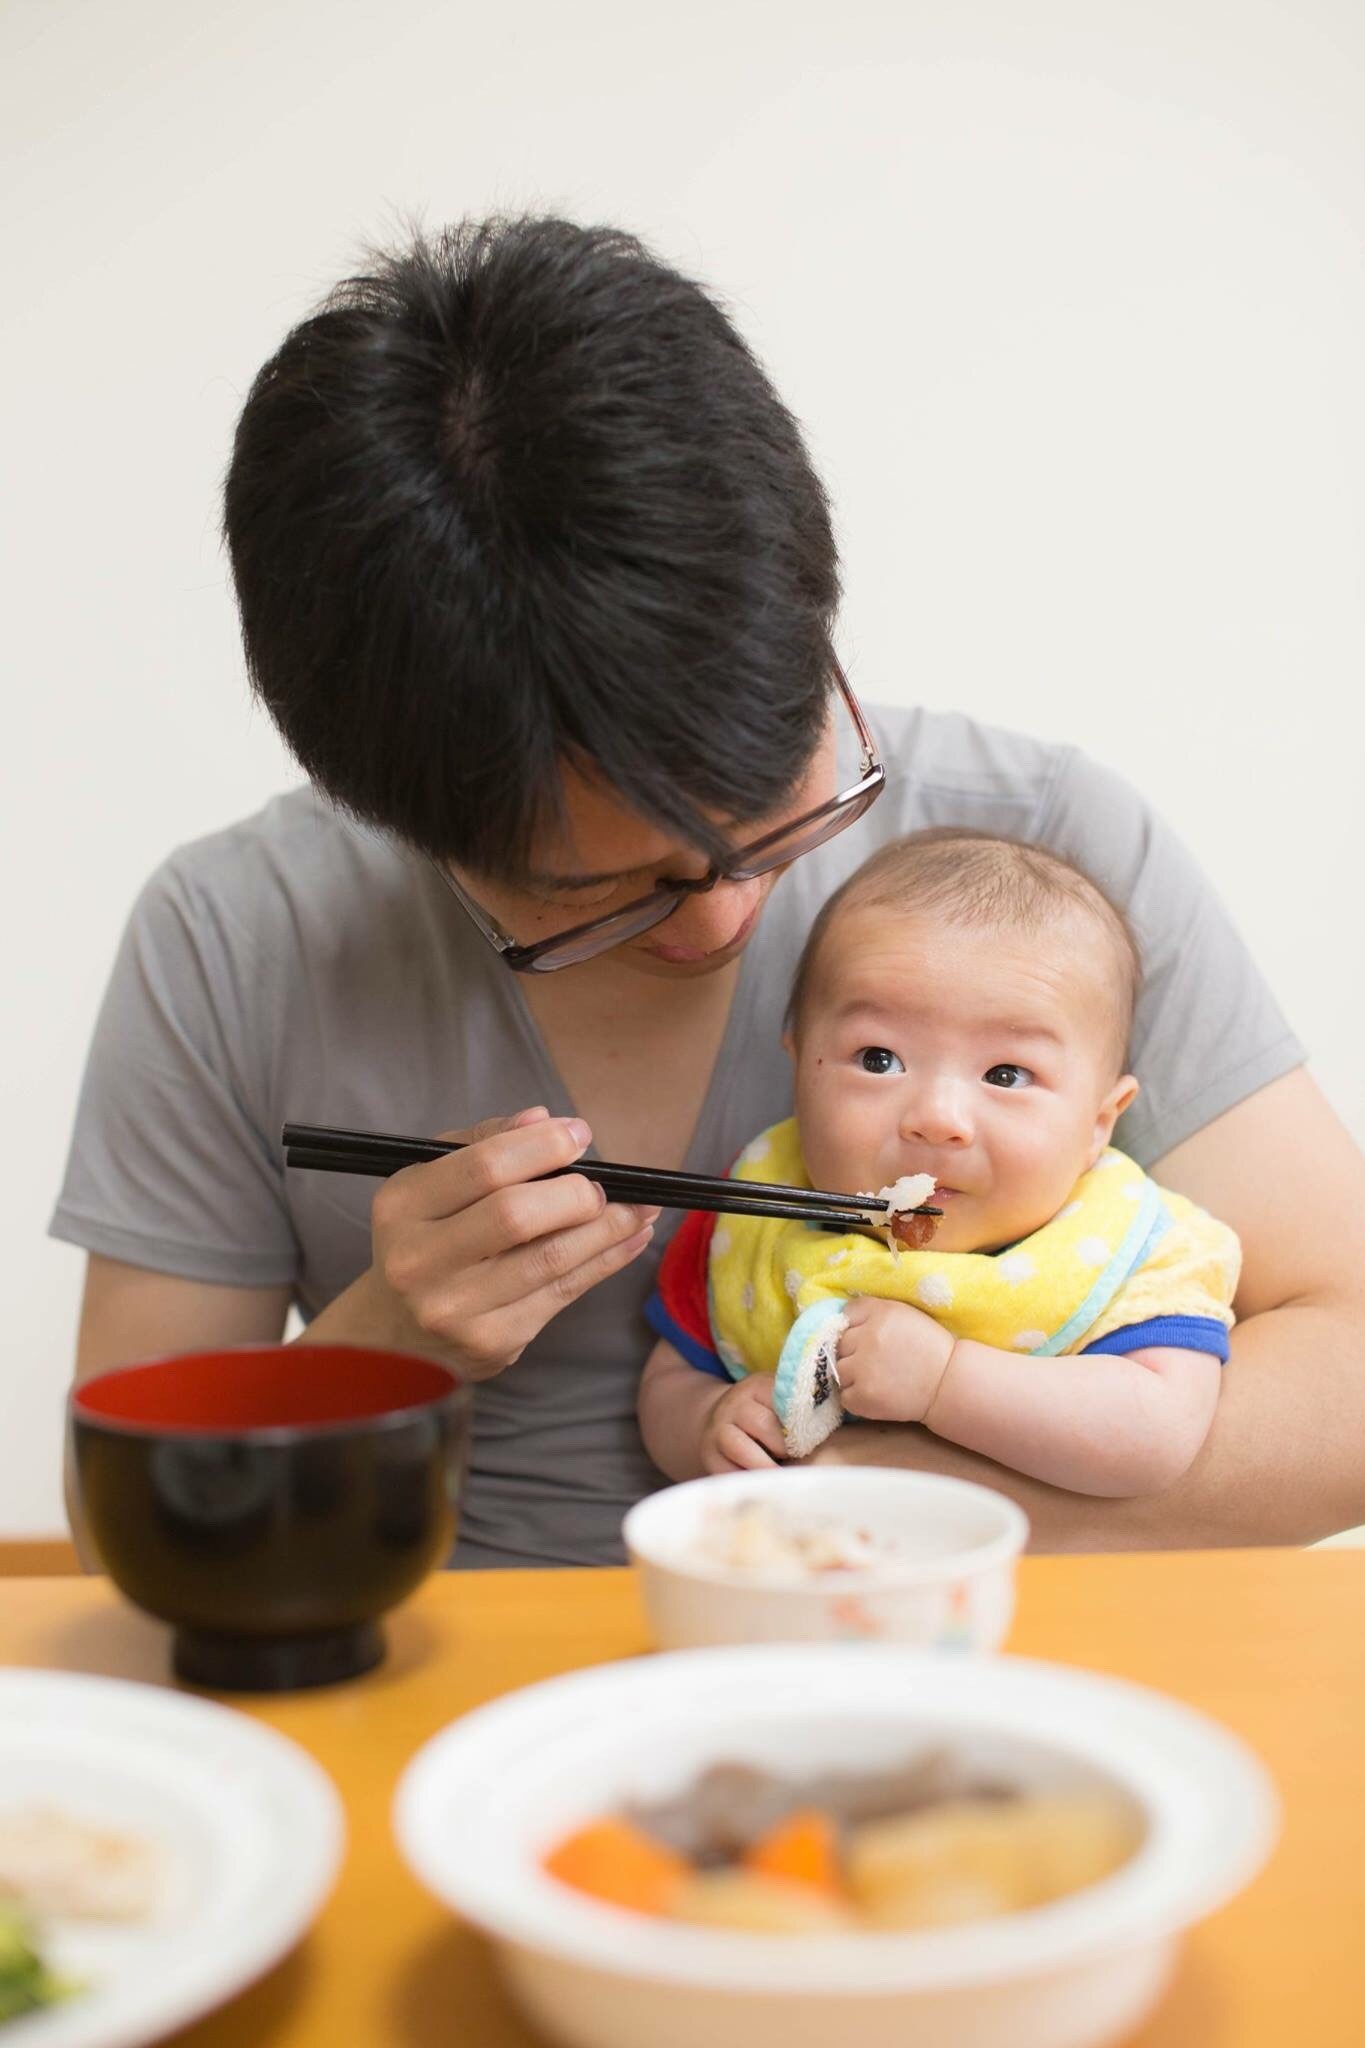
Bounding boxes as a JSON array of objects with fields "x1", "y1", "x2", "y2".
[
  {"x1": 773, "y1": 1296, "x2": 849, "y2": 1428},
  {"x1": 643, "y1": 1293, "x2": 730, "y2": 1378},
  {"x1": 1034, "y1": 1181, "x2": 1170, "y2": 1356},
  {"x1": 1082, "y1": 1314, "x2": 1230, "y2": 1363}
]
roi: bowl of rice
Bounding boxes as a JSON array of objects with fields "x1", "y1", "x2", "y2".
[{"x1": 623, "y1": 1468, "x2": 1028, "y2": 1653}]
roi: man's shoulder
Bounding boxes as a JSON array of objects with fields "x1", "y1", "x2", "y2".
[
  {"x1": 869, "y1": 701, "x2": 1074, "y2": 807},
  {"x1": 148, "y1": 786, "x2": 410, "y2": 927},
  {"x1": 118, "y1": 789, "x2": 435, "y2": 1003},
  {"x1": 778, "y1": 705, "x2": 1141, "y2": 936},
  {"x1": 866, "y1": 703, "x2": 1154, "y2": 873},
  {"x1": 865, "y1": 702, "x2": 1104, "y2": 843}
]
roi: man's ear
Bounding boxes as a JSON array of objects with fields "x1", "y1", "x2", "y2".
[
  {"x1": 1090, "y1": 1073, "x2": 1140, "y2": 1164},
  {"x1": 781, "y1": 1026, "x2": 796, "y2": 1066}
]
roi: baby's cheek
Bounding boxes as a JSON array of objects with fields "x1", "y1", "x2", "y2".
[
  {"x1": 795, "y1": 1094, "x2": 857, "y2": 1190},
  {"x1": 1009, "y1": 1124, "x2": 1089, "y2": 1216}
]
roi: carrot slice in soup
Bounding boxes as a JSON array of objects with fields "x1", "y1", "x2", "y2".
[
  {"x1": 743, "y1": 1809, "x2": 844, "y2": 1897},
  {"x1": 543, "y1": 1818, "x2": 689, "y2": 1914}
]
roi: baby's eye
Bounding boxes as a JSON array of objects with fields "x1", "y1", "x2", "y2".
[
  {"x1": 984, "y1": 1063, "x2": 1034, "y2": 1090},
  {"x1": 857, "y1": 1047, "x2": 905, "y2": 1076}
]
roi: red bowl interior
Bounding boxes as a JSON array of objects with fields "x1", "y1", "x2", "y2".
[{"x1": 72, "y1": 1345, "x2": 461, "y2": 1433}]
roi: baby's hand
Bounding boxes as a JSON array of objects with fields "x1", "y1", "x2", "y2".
[
  {"x1": 699, "y1": 1375, "x2": 789, "y2": 1474},
  {"x1": 836, "y1": 1298, "x2": 954, "y2": 1424}
]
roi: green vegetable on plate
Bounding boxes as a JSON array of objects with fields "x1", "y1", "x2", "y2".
[{"x1": 0, "y1": 1905, "x2": 79, "y2": 2024}]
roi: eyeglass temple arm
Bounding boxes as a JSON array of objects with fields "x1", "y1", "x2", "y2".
[
  {"x1": 830, "y1": 655, "x2": 881, "y2": 780},
  {"x1": 427, "y1": 857, "x2": 521, "y2": 954}
]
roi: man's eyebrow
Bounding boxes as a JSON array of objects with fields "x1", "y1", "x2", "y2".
[{"x1": 523, "y1": 863, "x2": 654, "y2": 889}]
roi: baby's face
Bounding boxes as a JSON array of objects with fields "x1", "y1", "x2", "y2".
[{"x1": 791, "y1": 907, "x2": 1137, "y2": 1254}]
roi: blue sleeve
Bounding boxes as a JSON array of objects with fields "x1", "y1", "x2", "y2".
[
  {"x1": 1081, "y1": 1314, "x2": 1230, "y2": 1363},
  {"x1": 644, "y1": 1291, "x2": 731, "y2": 1378}
]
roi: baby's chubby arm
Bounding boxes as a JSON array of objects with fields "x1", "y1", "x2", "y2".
[
  {"x1": 835, "y1": 1298, "x2": 1222, "y2": 1498},
  {"x1": 638, "y1": 1338, "x2": 788, "y2": 1480}
]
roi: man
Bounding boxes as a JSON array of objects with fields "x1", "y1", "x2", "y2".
[{"x1": 53, "y1": 217, "x2": 1365, "y2": 1564}]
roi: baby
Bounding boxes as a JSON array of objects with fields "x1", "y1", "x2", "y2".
[{"x1": 639, "y1": 831, "x2": 1241, "y2": 1497}]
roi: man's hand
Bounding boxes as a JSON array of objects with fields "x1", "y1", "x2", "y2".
[
  {"x1": 836, "y1": 1297, "x2": 955, "y2": 1424},
  {"x1": 300, "y1": 1106, "x2": 659, "y2": 1379},
  {"x1": 698, "y1": 1375, "x2": 789, "y2": 1473}
]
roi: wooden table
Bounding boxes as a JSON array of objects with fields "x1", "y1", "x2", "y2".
[{"x1": 1, "y1": 1551, "x2": 1361, "y2": 2047}]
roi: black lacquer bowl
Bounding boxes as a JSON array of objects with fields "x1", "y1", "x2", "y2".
[{"x1": 71, "y1": 1344, "x2": 470, "y2": 1691}]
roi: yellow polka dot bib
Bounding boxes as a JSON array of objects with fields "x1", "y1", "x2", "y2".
[{"x1": 707, "y1": 1117, "x2": 1238, "y2": 1393}]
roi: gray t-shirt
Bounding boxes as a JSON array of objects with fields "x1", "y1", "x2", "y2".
[{"x1": 50, "y1": 706, "x2": 1303, "y2": 1565}]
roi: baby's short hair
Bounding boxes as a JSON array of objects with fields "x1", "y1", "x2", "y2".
[{"x1": 789, "y1": 829, "x2": 1142, "y2": 1073}]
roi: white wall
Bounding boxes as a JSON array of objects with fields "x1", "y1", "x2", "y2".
[{"x1": 4, "y1": 0, "x2": 1363, "y2": 1534}]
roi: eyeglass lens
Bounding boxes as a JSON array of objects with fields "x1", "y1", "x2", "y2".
[
  {"x1": 519, "y1": 781, "x2": 882, "y2": 969},
  {"x1": 722, "y1": 782, "x2": 882, "y2": 881}
]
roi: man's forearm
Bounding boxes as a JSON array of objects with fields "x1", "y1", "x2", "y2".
[{"x1": 813, "y1": 1292, "x2": 1365, "y2": 1550}]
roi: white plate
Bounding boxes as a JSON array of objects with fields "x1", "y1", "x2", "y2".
[{"x1": 0, "y1": 1670, "x2": 344, "y2": 2048}]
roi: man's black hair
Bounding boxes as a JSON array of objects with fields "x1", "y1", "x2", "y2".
[{"x1": 223, "y1": 216, "x2": 841, "y2": 876}]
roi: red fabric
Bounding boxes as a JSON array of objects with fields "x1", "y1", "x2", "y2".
[{"x1": 657, "y1": 1207, "x2": 719, "y2": 1352}]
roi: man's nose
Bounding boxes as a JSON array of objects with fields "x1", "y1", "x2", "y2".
[
  {"x1": 663, "y1": 874, "x2": 763, "y2": 944},
  {"x1": 900, "y1": 1082, "x2": 973, "y2": 1148}
]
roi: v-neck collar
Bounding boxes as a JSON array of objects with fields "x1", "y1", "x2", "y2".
[{"x1": 493, "y1": 932, "x2": 767, "y2": 1175}]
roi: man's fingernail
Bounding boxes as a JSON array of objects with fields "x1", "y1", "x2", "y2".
[
  {"x1": 567, "y1": 1119, "x2": 592, "y2": 1148},
  {"x1": 516, "y1": 1105, "x2": 550, "y2": 1125}
]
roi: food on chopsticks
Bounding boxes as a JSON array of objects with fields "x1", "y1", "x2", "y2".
[
  {"x1": 542, "y1": 1755, "x2": 1140, "y2": 1932},
  {"x1": 0, "y1": 1809, "x2": 161, "y2": 1924},
  {"x1": 0, "y1": 1907, "x2": 74, "y2": 2025},
  {"x1": 877, "y1": 1173, "x2": 940, "y2": 1251},
  {"x1": 692, "y1": 1498, "x2": 896, "y2": 1577},
  {"x1": 888, "y1": 1209, "x2": 940, "y2": 1251}
]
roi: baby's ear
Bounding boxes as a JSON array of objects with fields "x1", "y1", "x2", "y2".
[
  {"x1": 1091, "y1": 1074, "x2": 1140, "y2": 1162},
  {"x1": 781, "y1": 1027, "x2": 796, "y2": 1065}
]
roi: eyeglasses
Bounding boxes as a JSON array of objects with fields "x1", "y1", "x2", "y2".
[{"x1": 432, "y1": 661, "x2": 885, "y2": 973}]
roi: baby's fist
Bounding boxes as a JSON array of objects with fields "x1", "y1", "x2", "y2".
[
  {"x1": 699, "y1": 1374, "x2": 788, "y2": 1474},
  {"x1": 836, "y1": 1297, "x2": 954, "y2": 1424}
]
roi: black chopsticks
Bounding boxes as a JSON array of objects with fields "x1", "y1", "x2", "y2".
[{"x1": 281, "y1": 1122, "x2": 941, "y2": 1231}]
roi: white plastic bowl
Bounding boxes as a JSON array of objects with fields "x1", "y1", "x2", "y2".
[
  {"x1": 394, "y1": 1645, "x2": 1277, "y2": 2048},
  {"x1": 623, "y1": 1468, "x2": 1029, "y2": 1651}
]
